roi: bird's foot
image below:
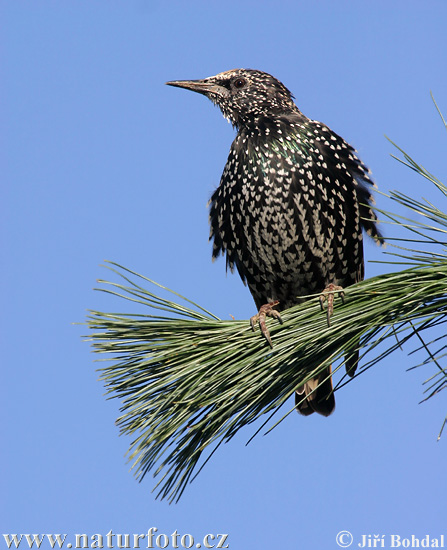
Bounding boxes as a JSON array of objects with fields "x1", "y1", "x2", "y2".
[
  {"x1": 319, "y1": 284, "x2": 345, "y2": 326},
  {"x1": 250, "y1": 301, "x2": 283, "y2": 348}
]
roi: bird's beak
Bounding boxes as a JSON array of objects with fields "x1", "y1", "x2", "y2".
[{"x1": 165, "y1": 79, "x2": 222, "y2": 97}]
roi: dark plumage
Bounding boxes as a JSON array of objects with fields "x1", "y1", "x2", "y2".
[{"x1": 166, "y1": 69, "x2": 382, "y2": 416}]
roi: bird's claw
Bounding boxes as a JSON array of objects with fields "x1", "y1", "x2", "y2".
[
  {"x1": 250, "y1": 300, "x2": 283, "y2": 348},
  {"x1": 319, "y1": 284, "x2": 344, "y2": 326}
]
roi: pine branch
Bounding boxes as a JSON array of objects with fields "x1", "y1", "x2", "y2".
[{"x1": 86, "y1": 96, "x2": 447, "y2": 502}]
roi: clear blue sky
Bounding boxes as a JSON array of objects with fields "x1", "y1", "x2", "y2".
[{"x1": 3, "y1": 1, "x2": 446, "y2": 548}]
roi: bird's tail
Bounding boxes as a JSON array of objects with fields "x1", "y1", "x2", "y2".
[
  {"x1": 295, "y1": 346, "x2": 358, "y2": 416},
  {"x1": 295, "y1": 365, "x2": 335, "y2": 417}
]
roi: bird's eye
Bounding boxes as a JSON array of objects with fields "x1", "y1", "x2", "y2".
[{"x1": 233, "y1": 78, "x2": 247, "y2": 89}]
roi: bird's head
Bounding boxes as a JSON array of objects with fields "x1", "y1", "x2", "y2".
[{"x1": 166, "y1": 69, "x2": 295, "y2": 128}]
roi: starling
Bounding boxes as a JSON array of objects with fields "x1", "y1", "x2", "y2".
[{"x1": 166, "y1": 69, "x2": 382, "y2": 416}]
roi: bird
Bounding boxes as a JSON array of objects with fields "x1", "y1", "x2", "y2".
[{"x1": 166, "y1": 69, "x2": 382, "y2": 416}]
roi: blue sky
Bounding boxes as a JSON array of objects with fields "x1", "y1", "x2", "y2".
[{"x1": 3, "y1": 1, "x2": 447, "y2": 548}]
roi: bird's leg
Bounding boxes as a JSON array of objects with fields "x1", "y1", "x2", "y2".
[
  {"x1": 250, "y1": 300, "x2": 283, "y2": 348},
  {"x1": 319, "y1": 284, "x2": 345, "y2": 326}
]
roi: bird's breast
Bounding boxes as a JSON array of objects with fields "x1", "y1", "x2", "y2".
[{"x1": 209, "y1": 132, "x2": 365, "y2": 305}]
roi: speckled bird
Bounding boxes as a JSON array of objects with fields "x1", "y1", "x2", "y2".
[{"x1": 166, "y1": 69, "x2": 382, "y2": 416}]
